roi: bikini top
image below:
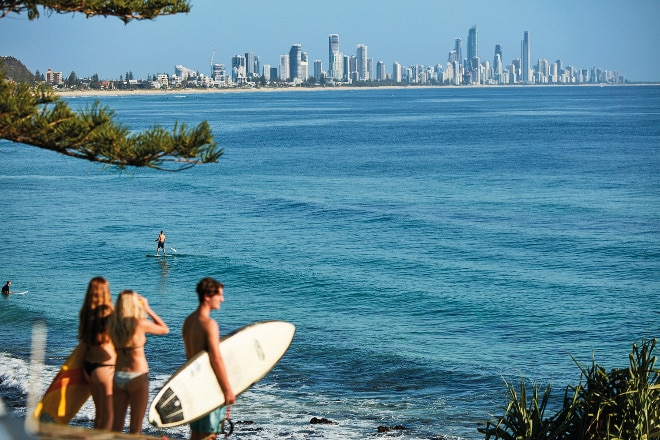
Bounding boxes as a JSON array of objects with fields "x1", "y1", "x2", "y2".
[{"x1": 117, "y1": 345, "x2": 145, "y2": 354}]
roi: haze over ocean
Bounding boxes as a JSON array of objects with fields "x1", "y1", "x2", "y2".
[{"x1": 1, "y1": 85, "x2": 658, "y2": 439}]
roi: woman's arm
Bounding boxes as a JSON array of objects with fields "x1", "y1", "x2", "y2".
[{"x1": 139, "y1": 296, "x2": 169, "y2": 335}]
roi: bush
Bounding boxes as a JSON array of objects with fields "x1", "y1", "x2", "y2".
[{"x1": 480, "y1": 338, "x2": 659, "y2": 440}]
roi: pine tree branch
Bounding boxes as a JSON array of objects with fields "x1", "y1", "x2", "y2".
[
  {"x1": 1, "y1": 1, "x2": 192, "y2": 22},
  {"x1": 0, "y1": 77, "x2": 223, "y2": 171}
]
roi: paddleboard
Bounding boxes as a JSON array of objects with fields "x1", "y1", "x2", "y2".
[
  {"x1": 146, "y1": 254, "x2": 180, "y2": 258},
  {"x1": 33, "y1": 344, "x2": 91, "y2": 424},
  {"x1": 148, "y1": 320, "x2": 295, "y2": 428}
]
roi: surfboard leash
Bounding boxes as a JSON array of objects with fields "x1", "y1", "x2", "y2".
[{"x1": 221, "y1": 405, "x2": 234, "y2": 438}]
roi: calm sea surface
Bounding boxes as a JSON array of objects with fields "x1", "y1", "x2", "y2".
[{"x1": 1, "y1": 86, "x2": 659, "y2": 439}]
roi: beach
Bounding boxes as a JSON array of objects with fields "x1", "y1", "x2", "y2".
[{"x1": 53, "y1": 82, "x2": 645, "y2": 99}]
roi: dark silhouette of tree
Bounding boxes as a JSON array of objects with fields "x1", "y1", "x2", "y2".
[{"x1": 66, "y1": 71, "x2": 78, "y2": 87}]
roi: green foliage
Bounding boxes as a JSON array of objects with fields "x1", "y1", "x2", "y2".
[
  {"x1": 0, "y1": 77, "x2": 223, "y2": 170},
  {"x1": 0, "y1": 0, "x2": 192, "y2": 23},
  {"x1": 569, "y1": 339, "x2": 660, "y2": 440},
  {"x1": 480, "y1": 339, "x2": 660, "y2": 440},
  {"x1": 480, "y1": 379, "x2": 555, "y2": 440}
]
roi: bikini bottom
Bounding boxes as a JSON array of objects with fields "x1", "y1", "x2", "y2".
[
  {"x1": 83, "y1": 361, "x2": 114, "y2": 376},
  {"x1": 114, "y1": 371, "x2": 146, "y2": 389}
]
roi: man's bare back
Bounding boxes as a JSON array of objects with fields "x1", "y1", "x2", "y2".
[{"x1": 182, "y1": 309, "x2": 219, "y2": 360}]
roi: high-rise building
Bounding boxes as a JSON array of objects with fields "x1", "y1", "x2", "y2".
[
  {"x1": 376, "y1": 60, "x2": 386, "y2": 81},
  {"x1": 493, "y1": 54, "x2": 502, "y2": 83},
  {"x1": 314, "y1": 60, "x2": 323, "y2": 82},
  {"x1": 231, "y1": 54, "x2": 246, "y2": 83},
  {"x1": 537, "y1": 58, "x2": 549, "y2": 83},
  {"x1": 467, "y1": 26, "x2": 478, "y2": 66},
  {"x1": 521, "y1": 31, "x2": 530, "y2": 83},
  {"x1": 494, "y1": 44, "x2": 502, "y2": 67},
  {"x1": 512, "y1": 58, "x2": 522, "y2": 82},
  {"x1": 289, "y1": 44, "x2": 302, "y2": 81},
  {"x1": 454, "y1": 38, "x2": 462, "y2": 65},
  {"x1": 357, "y1": 44, "x2": 368, "y2": 81},
  {"x1": 328, "y1": 34, "x2": 343, "y2": 81},
  {"x1": 245, "y1": 52, "x2": 255, "y2": 77},
  {"x1": 300, "y1": 51, "x2": 309, "y2": 81},
  {"x1": 465, "y1": 25, "x2": 480, "y2": 83},
  {"x1": 392, "y1": 61, "x2": 402, "y2": 83},
  {"x1": 46, "y1": 69, "x2": 63, "y2": 85},
  {"x1": 279, "y1": 54, "x2": 289, "y2": 81},
  {"x1": 212, "y1": 64, "x2": 226, "y2": 82}
]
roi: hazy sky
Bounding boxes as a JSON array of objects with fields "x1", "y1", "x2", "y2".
[{"x1": 2, "y1": 0, "x2": 659, "y2": 82}]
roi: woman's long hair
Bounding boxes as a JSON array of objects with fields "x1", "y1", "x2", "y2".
[
  {"x1": 109, "y1": 290, "x2": 145, "y2": 349},
  {"x1": 78, "y1": 277, "x2": 113, "y2": 345}
]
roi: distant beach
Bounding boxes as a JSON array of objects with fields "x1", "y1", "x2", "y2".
[
  {"x1": 53, "y1": 82, "x2": 652, "y2": 99},
  {"x1": 54, "y1": 84, "x2": 434, "y2": 98}
]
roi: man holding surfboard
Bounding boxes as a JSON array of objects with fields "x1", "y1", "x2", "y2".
[
  {"x1": 182, "y1": 277, "x2": 236, "y2": 440},
  {"x1": 1, "y1": 280, "x2": 10, "y2": 295}
]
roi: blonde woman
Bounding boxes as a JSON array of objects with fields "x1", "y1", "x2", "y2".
[
  {"x1": 110, "y1": 290, "x2": 169, "y2": 434},
  {"x1": 78, "y1": 276, "x2": 116, "y2": 430}
]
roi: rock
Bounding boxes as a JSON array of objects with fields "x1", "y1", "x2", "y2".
[
  {"x1": 310, "y1": 417, "x2": 336, "y2": 425},
  {"x1": 377, "y1": 425, "x2": 407, "y2": 432}
]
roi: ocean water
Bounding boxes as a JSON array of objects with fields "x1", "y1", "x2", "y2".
[{"x1": 0, "y1": 85, "x2": 658, "y2": 439}]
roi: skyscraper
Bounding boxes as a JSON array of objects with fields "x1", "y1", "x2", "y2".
[
  {"x1": 376, "y1": 60, "x2": 386, "y2": 81},
  {"x1": 314, "y1": 60, "x2": 322, "y2": 82},
  {"x1": 494, "y1": 44, "x2": 502, "y2": 67},
  {"x1": 279, "y1": 54, "x2": 289, "y2": 81},
  {"x1": 245, "y1": 52, "x2": 255, "y2": 77},
  {"x1": 392, "y1": 61, "x2": 402, "y2": 83},
  {"x1": 357, "y1": 44, "x2": 368, "y2": 81},
  {"x1": 328, "y1": 34, "x2": 343, "y2": 81},
  {"x1": 494, "y1": 44, "x2": 503, "y2": 84},
  {"x1": 466, "y1": 25, "x2": 480, "y2": 83},
  {"x1": 454, "y1": 38, "x2": 463, "y2": 65},
  {"x1": 467, "y1": 26, "x2": 478, "y2": 67},
  {"x1": 289, "y1": 44, "x2": 302, "y2": 81},
  {"x1": 521, "y1": 31, "x2": 530, "y2": 83},
  {"x1": 300, "y1": 50, "x2": 309, "y2": 81}
]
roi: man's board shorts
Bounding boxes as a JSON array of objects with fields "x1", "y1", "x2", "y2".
[
  {"x1": 158, "y1": 241, "x2": 165, "y2": 249},
  {"x1": 190, "y1": 407, "x2": 226, "y2": 434}
]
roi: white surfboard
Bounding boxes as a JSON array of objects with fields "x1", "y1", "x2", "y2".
[
  {"x1": 148, "y1": 320, "x2": 295, "y2": 428},
  {"x1": 2, "y1": 290, "x2": 27, "y2": 295}
]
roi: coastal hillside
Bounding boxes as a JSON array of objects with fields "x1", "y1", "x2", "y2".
[{"x1": 1, "y1": 56, "x2": 34, "y2": 83}]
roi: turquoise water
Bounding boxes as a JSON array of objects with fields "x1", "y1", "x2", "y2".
[{"x1": 1, "y1": 86, "x2": 659, "y2": 439}]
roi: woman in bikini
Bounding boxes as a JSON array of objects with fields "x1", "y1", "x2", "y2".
[
  {"x1": 109, "y1": 290, "x2": 169, "y2": 434},
  {"x1": 78, "y1": 276, "x2": 116, "y2": 430}
]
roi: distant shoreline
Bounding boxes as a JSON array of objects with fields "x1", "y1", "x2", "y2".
[{"x1": 54, "y1": 83, "x2": 657, "y2": 98}]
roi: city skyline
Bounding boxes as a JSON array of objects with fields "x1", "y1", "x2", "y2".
[{"x1": 2, "y1": 0, "x2": 659, "y2": 82}]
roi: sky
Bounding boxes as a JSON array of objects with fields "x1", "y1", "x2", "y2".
[{"x1": 2, "y1": 0, "x2": 659, "y2": 82}]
